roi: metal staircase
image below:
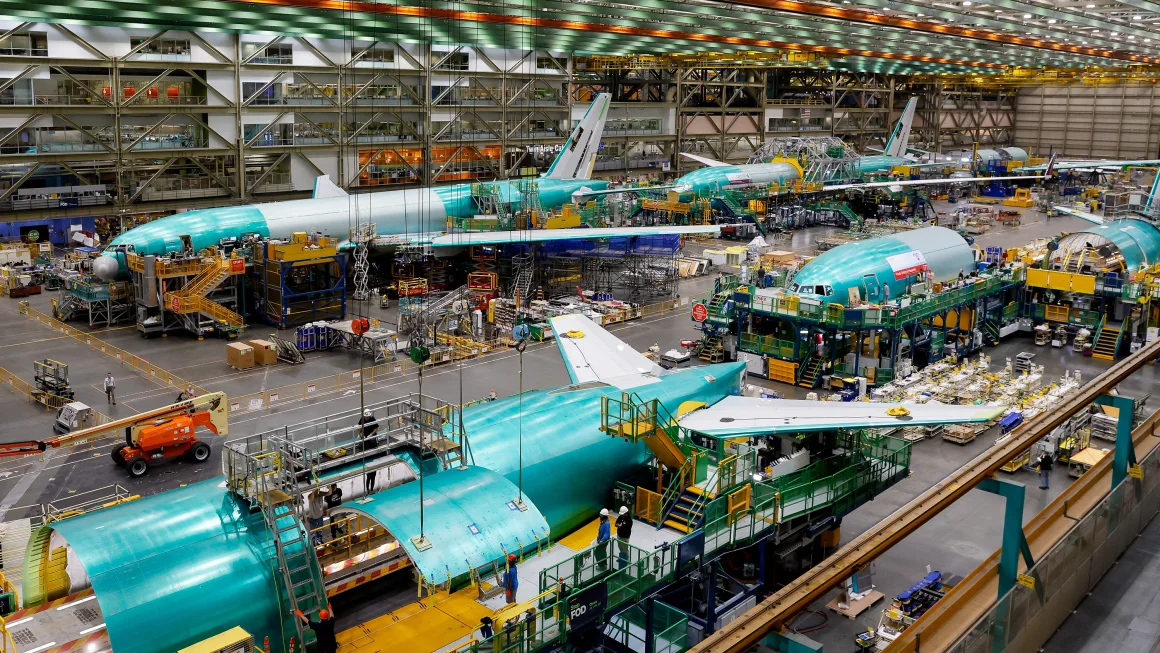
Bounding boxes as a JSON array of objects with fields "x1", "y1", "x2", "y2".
[
  {"x1": 52, "y1": 293, "x2": 79, "y2": 321},
  {"x1": 1092, "y1": 323, "x2": 1122, "y2": 361},
  {"x1": 600, "y1": 393, "x2": 687, "y2": 471},
  {"x1": 662, "y1": 486, "x2": 712, "y2": 534},
  {"x1": 510, "y1": 254, "x2": 535, "y2": 302},
  {"x1": 798, "y1": 355, "x2": 824, "y2": 388},
  {"x1": 809, "y1": 201, "x2": 862, "y2": 226},
  {"x1": 698, "y1": 335, "x2": 724, "y2": 362},
  {"x1": 165, "y1": 258, "x2": 245, "y2": 328},
  {"x1": 268, "y1": 332, "x2": 306, "y2": 365},
  {"x1": 471, "y1": 183, "x2": 511, "y2": 229},
  {"x1": 983, "y1": 320, "x2": 1001, "y2": 347}
]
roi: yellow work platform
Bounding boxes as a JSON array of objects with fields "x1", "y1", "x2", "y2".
[{"x1": 339, "y1": 586, "x2": 492, "y2": 653}]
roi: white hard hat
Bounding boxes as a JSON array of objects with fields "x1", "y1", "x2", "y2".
[
  {"x1": 600, "y1": 508, "x2": 609, "y2": 516},
  {"x1": 620, "y1": 506, "x2": 629, "y2": 515},
  {"x1": 364, "y1": 409, "x2": 372, "y2": 417}
]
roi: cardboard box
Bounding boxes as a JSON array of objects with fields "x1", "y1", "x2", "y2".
[
  {"x1": 227, "y1": 342, "x2": 254, "y2": 369},
  {"x1": 249, "y1": 339, "x2": 278, "y2": 365}
]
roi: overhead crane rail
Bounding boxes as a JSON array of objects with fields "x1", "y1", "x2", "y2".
[{"x1": 690, "y1": 336, "x2": 1160, "y2": 653}]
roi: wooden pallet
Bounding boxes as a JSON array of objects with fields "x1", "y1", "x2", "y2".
[
  {"x1": 826, "y1": 590, "x2": 885, "y2": 620},
  {"x1": 943, "y1": 424, "x2": 977, "y2": 445}
]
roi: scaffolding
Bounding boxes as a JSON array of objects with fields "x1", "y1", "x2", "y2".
[
  {"x1": 52, "y1": 278, "x2": 134, "y2": 328},
  {"x1": 749, "y1": 136, "x2": 861, "y2": 184}
]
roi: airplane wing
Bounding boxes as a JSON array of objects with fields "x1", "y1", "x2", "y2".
[
  {"x1": 681, "y1": 152, "x2": 729, "y2": 167},
  {"x1": 1021, "y1": 158, "x2": 1160, "y2": 172},
  {"x1": 573, "y1": 185, "x2": 685, "y2": 199},
  {"x1": 678, "y1": 397, "x2": 1003, "y2": 438},
  {"x1": 1051, "y1": 206, "x2": 1105, "y2": 225},
  {"x1": 818, "y1": 174, "x2": 1042, "y2": 193},
  {"x1": 548, "y1": 313, "x2": 663, "y2": 389},
  {"x1": 430, "y1": 225, "x2": 719, "y2": 247}
]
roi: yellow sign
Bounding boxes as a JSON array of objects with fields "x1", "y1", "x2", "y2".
[
  {"x1": 1017, "y1": 574, "x2": 1036, "y2": 589},
  {"x1": 1129, "y1": 464, "x2": 1144, "y2": 479}
]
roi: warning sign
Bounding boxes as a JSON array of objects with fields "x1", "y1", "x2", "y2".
[
  {"x1": 1129, "y1": 464, "x2": 1144, "y2": 479},
  {"x1": 885, "y1": 250, "x2": 930, "y2": 280},
  {"x1": 692, "y1": 303, "x2": 709, "y2": 322},
  {"x1": 171, "y1": 296, "x2": 181, "y2": 312},
  {"x1": 1017, "y1": 574, "x2": 1036, "y2": 590},
  {"x1": 307, "y1": 384, "x2": 317, "y2": 394}
]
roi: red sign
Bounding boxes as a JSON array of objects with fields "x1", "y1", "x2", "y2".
[
  {"x1": 170, "y1": 296, "x2": 180, "y2": 312},
  {"x1": 230, "y1": 258, "x2": 245, "y2": 273},
  {"x1": 692, "y1": 303, "x2": 708, "y2": 322},
  {"x1": 885, "y1": 250, "x2": 930, "y2": 280}
]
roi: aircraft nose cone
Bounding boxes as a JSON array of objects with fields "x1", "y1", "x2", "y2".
[{"x1": 93, "y1": 255, "x2": 119, "y2": 281}]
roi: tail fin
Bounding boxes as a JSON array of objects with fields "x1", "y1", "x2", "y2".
[
  {"x1": 313, "y1": 175, "x2": 348, "y2": 199},
  {"x1": 885, "y1": 97, "x2": 918, "y2": 158},
  {"x1": 1043, "y1": 154, "x2": 1058, "y2": 180},
  {"x1": 543, "y1": 93, "x2": 611, "y2": 180}
]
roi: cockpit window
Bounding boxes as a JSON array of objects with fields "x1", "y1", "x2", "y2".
[
  {"x1": 824, "y1": 285, "x2": 833, "y2": 296},
  {"x1": 815, "y1": 285, "x2": 826, "y2": 295}
]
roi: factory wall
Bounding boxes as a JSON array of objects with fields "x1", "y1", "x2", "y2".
[
  {"x1": 1015, "y1": 85, "x2": 1160, "y2": 159},
  {"x1": 0, "y1": 217, "x2": 95, "y2": 246}
]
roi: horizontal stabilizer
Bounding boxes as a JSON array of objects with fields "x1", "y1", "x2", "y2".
[
  {"x1": 549, "y1": 313, "x2": 663, "y2": 389},
  {"x1": 430, "y1": 225, "x2": 719, "y2": 247},
  {"x1": 678, "y1": 397, "x2": 1003, "y2": 438},
  {"x1": 680, "y1": 152, "x2": 728, "y2": 167},
  {"x1": 313, "y1": 175, "x2": 348, "y2": 199},
  {"x1": 1051, "y1": 206, "x2": 1105, "y2": 225}
]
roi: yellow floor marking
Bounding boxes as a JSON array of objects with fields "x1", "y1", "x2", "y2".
[
  {"x1": 340, "y1": 586, "x2": 492, "y2": 653},
  {"x1": 557, "y1": 518, "x2": 601, "y2": 550}
]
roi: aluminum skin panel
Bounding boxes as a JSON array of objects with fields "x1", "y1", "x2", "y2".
[
  {"x1": 346, "y1": 466, "x2": 548, "y2": 581},
  {"x1": 48, "y1": 480, "x2": 292, "y2": 653}
]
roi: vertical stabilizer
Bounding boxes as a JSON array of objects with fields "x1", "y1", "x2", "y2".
[
  {"x1": 543, "y1": 93, "x2": 611, "y2": 180},
  {"x1": 885, "y1": 97, "x2": 918, "y2": 158}
]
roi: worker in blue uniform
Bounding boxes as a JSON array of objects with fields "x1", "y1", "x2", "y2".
[
  {"x1": 595, "y1": 508, "x2": 612, "y2": 570},
  {"x1": 503, "y1": 553, "x2": 519, "y2": 604}
]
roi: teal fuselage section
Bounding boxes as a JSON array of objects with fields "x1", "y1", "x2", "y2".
[
  {"x1": 460, "y1": 361, "x2": 746, "y2": 535},
  {"x1": 855, "y1": 154, "x2": 910, "y2": 175},
  {"x1": 101, "y1": 177, "x2": 610, "y2": 278}
]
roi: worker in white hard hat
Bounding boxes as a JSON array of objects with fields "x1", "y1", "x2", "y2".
[
  {"x1": 594, "y1": 508, "x2": 612, "y2": 570},
  {"x1": 615, "y1": 506, "x2": 633, "y2": 569},
  {"x1": 357, "y1": 408, "x2": 380, "y2": 492}
]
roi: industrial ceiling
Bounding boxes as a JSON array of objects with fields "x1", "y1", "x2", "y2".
[{"x1": 2, "y1": 0, "x2": 1160, "y2": 72}]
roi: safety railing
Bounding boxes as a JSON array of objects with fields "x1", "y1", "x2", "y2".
[
  {"x1": 635, "y1": 486, "x2": 664, "y2": 524},
  {"x1": 946, "y1": 432, "x2": 1160, "y2": 653},
  {"x1": 226, "y1": 340, "x2": 511, "y2": 414},
  {"x1": 739, "y1": 332, "x2": 801, "y2": 360},
  {"x1": 538, "y1": 536, "x2": 678, "y2": 598},
  {"x1": 17, "y1": 303, "x2": 209, "y2": 396},
  {"x1": 606, "y1": 600, "x2": 689, "y2": 653},
  {"x1": 700, "y1": 436, "x2": 911, "y2": 556},
  {"x1": 0, "y1": 364, "x2": 118, "y2": 425},
  {"x1": 450, "y1": 595, "x2": 565, "y2": 653},
  {"x1": 746, "y1": 269, "x2": 1019, "y2": 330}
]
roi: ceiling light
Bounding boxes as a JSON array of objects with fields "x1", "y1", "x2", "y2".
[
  {"x1": 1134, "y1": 15, "x2": 1142, "y2": 20},
  {"x1": 1047, "y1": 18, "x2": 1057, "y2": 23},
  {"x1": 1147, "y1": 38, "x2": 1153, "y2": 43},
  {"x1": 1111, "y1": 31, "x2": 1119, "y2": 35},
  {"x1": 1023, "y1": 13, "x2": 1031, "y2": 18},
  {"x1": 962, "y1": 1, "x2": 971, "y2": 5},
  {"x1": 1128, "y1": 35, "x2": 1136, "y2": 39},
  {"x1": 1085, "y1": 3, "x2": 1094, "y2": 6},
  {"x1": 994, "y1": 9, "x2": 1002, "y2": 12}
]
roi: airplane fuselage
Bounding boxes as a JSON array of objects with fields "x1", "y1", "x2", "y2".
[
  {"x1": 97, "y1": 176, "x2": 609, "y2": 279},
  {"x1": 458, "y1": 361, "x2": 746, "y2": 534}
]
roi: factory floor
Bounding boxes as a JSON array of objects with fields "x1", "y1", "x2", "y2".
[{"x1": 0, "y1": 213, "x2": 1146, "y2": 651}]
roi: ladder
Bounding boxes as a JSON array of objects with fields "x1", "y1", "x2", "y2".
[{"x1": 254, "y1": 442, "x2": 328, "y2": 647}]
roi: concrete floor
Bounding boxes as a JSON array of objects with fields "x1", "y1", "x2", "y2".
[
  {"x1": 1043, "y1": 512, "x2": 1160, "y2": 653},
  {"x1": 0, "y1": 213, "x2": 1149, "y2": 645}
]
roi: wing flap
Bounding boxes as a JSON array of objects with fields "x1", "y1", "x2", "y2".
[
  {"x1": 548, "y1": 313, "x2": 662, "y2": 388},
  {"x1": 431, "y1": 225, "x2": 719, "y2": 247},
  {"x1": 678, "y1": 397, "x2": 1003, "y2": 438}
]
